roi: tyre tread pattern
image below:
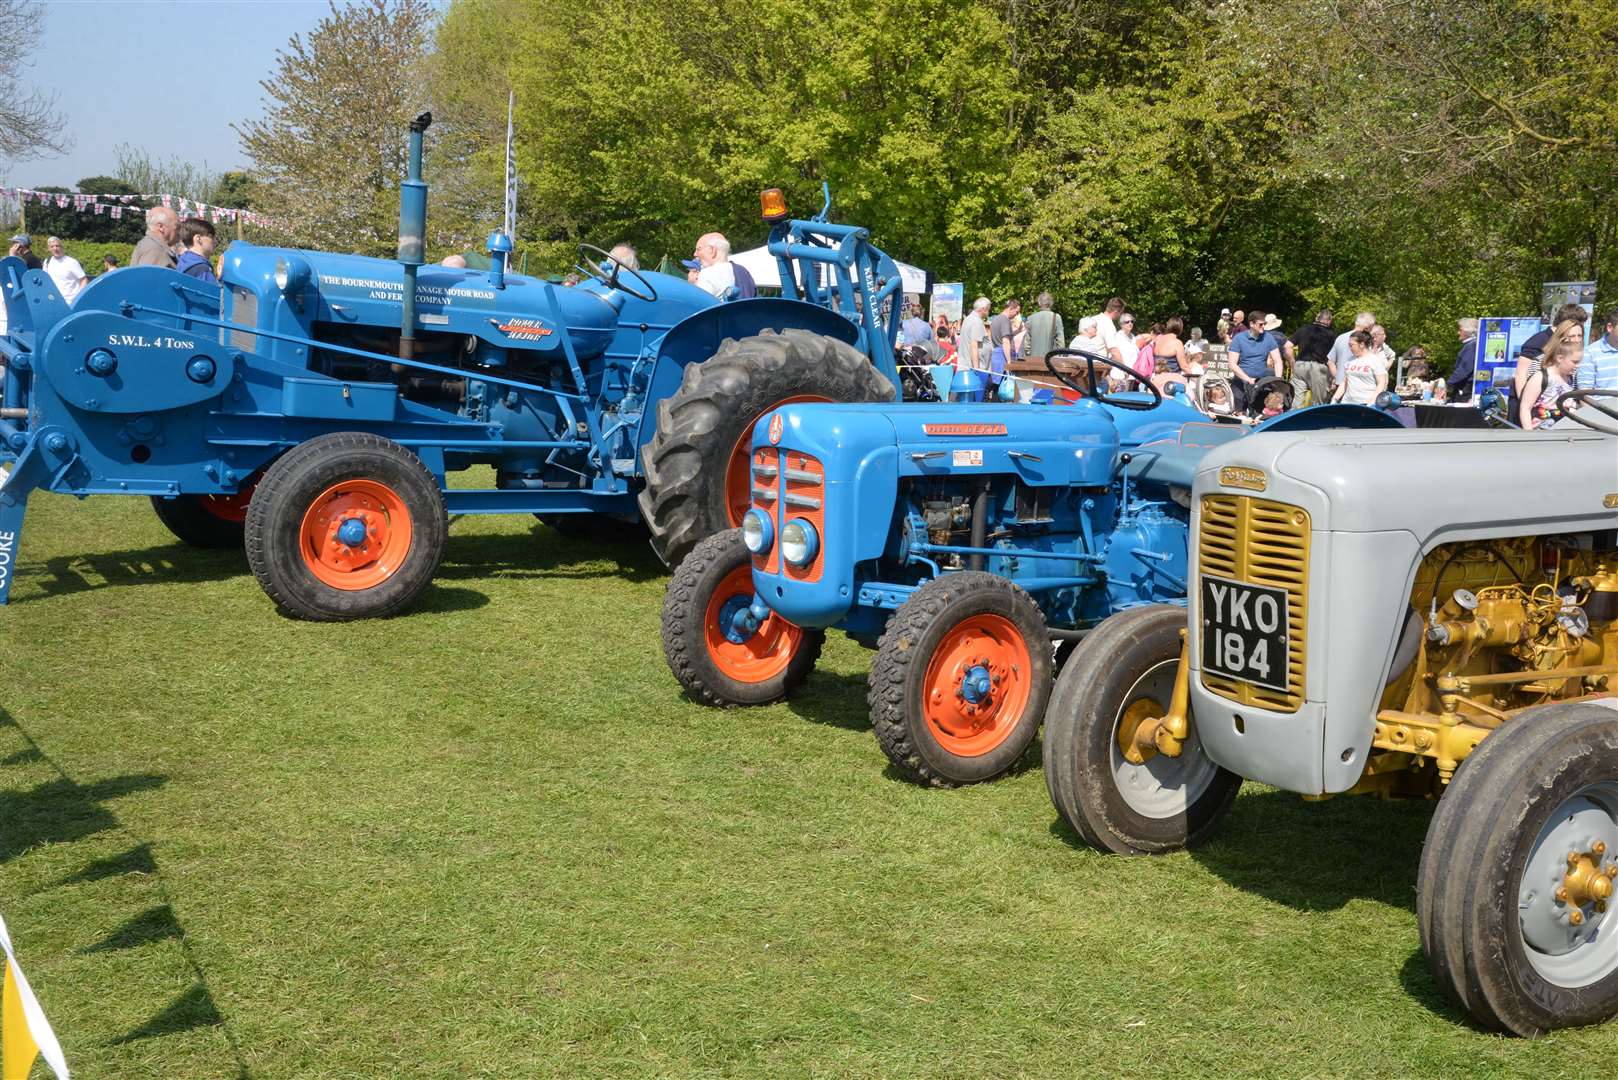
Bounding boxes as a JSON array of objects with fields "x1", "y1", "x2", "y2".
[{"x1": 638, "y1": 329, "x2": 894, "y2": 568}]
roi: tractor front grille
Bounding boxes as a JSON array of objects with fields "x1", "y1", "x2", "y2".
[
  {"x1": 752, "y1": 446, "x2": 825, "y2": 582},
  {"x1": 229, "y1": 286, "x2": 259, "y2": 352},
  {"x1": 1198, "y1": 494, "x2": 1310, "y2": 711}
]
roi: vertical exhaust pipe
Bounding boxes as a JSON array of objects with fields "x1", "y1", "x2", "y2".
[{"x1": 398, "y1": 111, "x2": 432, "y2": 362}]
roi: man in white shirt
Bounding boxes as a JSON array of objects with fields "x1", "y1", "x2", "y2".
[
  {"x1": 43, "y1": 236, "x2": 87, "y2": 301},
  {"x1": 1093, "y1": 296, "x2": 1125, "y2": 360},
  {"x1": 958, "y1": 297, "x2": 992, "y2": 370},
  {"x1": 692, "y1": 232, "x2": 736, "y2": 298}
]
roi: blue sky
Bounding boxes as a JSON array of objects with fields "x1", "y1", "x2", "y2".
[{"x1": 10, "y1": 1, "x2": 338, "y2": 189}]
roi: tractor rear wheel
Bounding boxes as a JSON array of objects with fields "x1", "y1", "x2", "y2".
[
  {"x1": 639, "y1": 329, "x2": 893, "y2": 568},
  {"x1": 869, "y1": 573, "x2": 1053, "y2": 787},
  {"x1": 150, "y1": 491, "x2": 254, "y2": 549},
  {"x1": 245, "y1": 432, "x2": 446, "y2": 621},
  {"x1": 1417, "y1": 701, "x2": 1618, "y2": 1037},
  {"x1": 1043, "y1": 604, "x2": 1240, "y2": 854},
  {"x1": 662, "y1": 529, "x2": 824, "y2": 706}
]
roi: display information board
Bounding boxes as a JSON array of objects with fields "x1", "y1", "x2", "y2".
[
  {"x1": 929, "y1": 282, "x2": 962, "y2": 325},
  {"x1": 1474, "y1": 316, "x2": 1545, "y2": 397}
]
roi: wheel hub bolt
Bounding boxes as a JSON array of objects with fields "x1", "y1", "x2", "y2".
[{"x1": 1571, "y1": 909, "x2": 1586, "y2": 926}]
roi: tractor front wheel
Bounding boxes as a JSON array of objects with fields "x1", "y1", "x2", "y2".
[
  {"x1": 245, "y1": 433, "x2": 446, "y2": 621},
  {"x1": 1043, "y1": 604, "x2": 1240, "y2": 854},
  {"x1": 869, "y1": 573, "x2": 1053, "y2": 787},
  {"x1": 662, "y1": 529, "x2": 824, "y2": 706},
  {"x1": 638, "y1": 329, "x2": 894, "y2": 568},
  {"x1": 1418, "y1": 701, "x2": 1618, "y2": 1036},
  {"x1": 150, "y1": 488, "x2": 256, "y2": 549}
]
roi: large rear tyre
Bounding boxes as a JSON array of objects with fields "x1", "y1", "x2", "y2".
[
  {"x1": 1043, "y1": 604, "x2": 1240, "y2": 854},
  {"x1": 245, "y1": 432, "x2": 446, "y2": 621},
  {"x1": 1418, "y1": 702, "x2": 1618, "y2": 1036},
  {"x1": 661, "y1": 529, "x2": 824, "y2": 706},
  {"x1": 869, "y1": 573, "x2": 1053, "y2": 787},
  {"x1": 150, "y1": 491, "x2": 254, "y2": 549},
  {"x1": 639, "y1": 329, "x2": 894, "y2": 568}
]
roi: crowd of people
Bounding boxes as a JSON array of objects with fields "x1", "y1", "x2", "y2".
[{"x1": 898, "y1": 292, "x2": 1618, "y2": 426}]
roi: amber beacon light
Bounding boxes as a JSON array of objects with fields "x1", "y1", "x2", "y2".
[{"x1": 760, "y1": 188, "x2": 789, "y2": 222}]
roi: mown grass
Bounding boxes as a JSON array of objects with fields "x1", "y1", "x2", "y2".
[{"x1": 1, "y1": 478, "x2": 1614, "y2": 1077}]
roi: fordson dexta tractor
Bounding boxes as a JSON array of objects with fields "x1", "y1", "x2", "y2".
[
  {"x1": 0, "y1": 116, "x2": 902, "y2": 619},
  {"x1": 661, "y1": 348, "x2": 1400, "y2": 786},
  {"x1": 1044, "y1": 389, "x2": 1618, "y2": 1036}
]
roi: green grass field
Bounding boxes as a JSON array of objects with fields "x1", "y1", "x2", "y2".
[{"x1": 1, "y1": 482, "x2": 1613, "y2": 1077}]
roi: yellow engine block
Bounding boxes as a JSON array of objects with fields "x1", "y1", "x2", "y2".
[{"x1": 1352, "y1": 538, "x2": 1618, "y2": 796}]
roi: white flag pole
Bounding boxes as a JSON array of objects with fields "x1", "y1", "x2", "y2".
[{"x1": 502, "y1": 91, "x2": 517, "y2": 272}]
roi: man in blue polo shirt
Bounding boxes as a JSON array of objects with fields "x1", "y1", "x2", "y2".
[
  {"x1": 1578, "y1": 307, "x2": 1618, "y2": 391},
  {"x1": 1227, "y1": 309, "x2": 1282, "y2": 409}
]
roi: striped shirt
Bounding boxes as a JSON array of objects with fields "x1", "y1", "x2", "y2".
[{"x1": 1578, "y1": 335, "x2": 1618, "y2": 390}]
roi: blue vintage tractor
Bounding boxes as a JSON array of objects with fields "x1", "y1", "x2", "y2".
[
  {"x1": 661, "y1": 349, "x2": 1402, "y2": 786},
  {"x1": 0, "y1": 115, "x2": 908, "y2": 619}
]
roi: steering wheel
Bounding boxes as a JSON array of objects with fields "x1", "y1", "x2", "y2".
[
  {"x1": 1043, "y1": 348, "x2": 1163, "y2": 410},
  {"x1": 1555, "y1": 388, "x2": 1618, "y2": 436},
  {"x1": 575, "y1": 242, "x2": 657, "y2": 303}
]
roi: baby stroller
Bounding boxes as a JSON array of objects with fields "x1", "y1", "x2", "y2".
[
  {"x1": 1192, "y1": 371, "x2": 1238, "y2": 419},
  {"x1": 896, "y1": 343, "x2": 943, "y2": 402},
  {"x1": 1243, "y1": 376, "x2": 1295, "y2": 420}
]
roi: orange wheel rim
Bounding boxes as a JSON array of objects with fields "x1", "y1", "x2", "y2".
[
  {"x1": 725, "y1": 395, "x2": 834, "y2": 526},
  {"x1": 921, "y1": 613, "x2": 1033, "y2": 756},
  {"x1": 297, "y1": 479, "x2": 414, "y2": 591},
  {"x1": 199, "y1": 485, "x2": 256, "y2": 524},
  {"x1": 702, "y1": 563, "x2": 805, "y2": 682}
]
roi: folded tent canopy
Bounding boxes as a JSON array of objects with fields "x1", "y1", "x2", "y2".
[{"x1": 727, "y1": 244, "x2": 929, "y2": 295}]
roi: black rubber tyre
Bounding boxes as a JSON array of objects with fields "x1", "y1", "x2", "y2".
[
  {"x1": 1043, "y1": 604, "x2": 1241, "y2": 854},
  {"x1": 150, "y1": 494, "x2": 248, "y2": 549},
  {"x1": 638, "y1": 329, "x2": 894, "y2": 568},
  {"x1": 869, "y1": 572, "x2": 1054, "y2": 787},
  {"x1": 244, "y1": 432, "x2": 446, "y2": 621},
  {"x1": 536, "y1": 513, "x2": 650, "y2": 544},
  {"x1": 1417, "y1": 702, "x2": 1618, "y2": 1036},
  {"x1": 661, "y1": 529, "x2": 825, "y2": 706}
]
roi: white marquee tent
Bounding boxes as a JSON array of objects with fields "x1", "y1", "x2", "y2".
[{"x1": 728, "y1": 245, "x2": 929, "y2": 296}]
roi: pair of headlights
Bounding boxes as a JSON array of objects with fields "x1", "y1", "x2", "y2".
[{"x1": 742, "y1": 509, "x2": 819, "y2": 567}]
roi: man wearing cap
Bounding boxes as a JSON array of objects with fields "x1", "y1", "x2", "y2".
[
  {"x1": 7, "y1": 234, "x2": 41, "y2": 271},
  {"x1": 132, "y1": 206, "x2": 179, "y2": 269},
  {"x1": 42, "y1": 236, "x2": 87, "y2": 301}
]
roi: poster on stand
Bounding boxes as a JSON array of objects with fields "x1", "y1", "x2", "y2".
[
  {"x1": 929, "y1": 283, "x2": 962, "y2": 326},
  {"x1": 1473, "y1": 316, "x2": 1545, "y2": 397},
  {"x1": 1541, "y1": 281, "x2": 1597, "y2": 320}
]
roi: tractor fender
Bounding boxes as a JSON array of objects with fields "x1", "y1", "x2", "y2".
[
  {"x1": 635, "y1": 297, "x2": 864, "y2": 452},
  {"x1": 1252, "y1": 402, "x2": 1405, "y2": 433}
]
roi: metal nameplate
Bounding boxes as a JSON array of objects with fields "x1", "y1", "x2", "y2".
[
  {"x1": 923, "y1": 423, "x2": 1007, "y2": 436},
  {"x1": 1219, "y1": 466, "x2": 1267, "y2": 492},
  {"x1": 1201, "y1": 574, "x2": 1290, "y2": 692}
]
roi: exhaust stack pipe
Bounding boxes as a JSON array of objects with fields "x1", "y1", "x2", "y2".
[{"x1": 398, "y1": 111, "x2": 432, "y2": 361}]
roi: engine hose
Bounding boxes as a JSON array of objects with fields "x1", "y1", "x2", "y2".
[{"x1": 969, "y1": 480, "x2": 990, "y2": 571}]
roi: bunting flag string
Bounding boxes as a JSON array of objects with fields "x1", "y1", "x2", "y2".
[{"x1": 0, "y1": 186, "x2": 272, "y2": 227}]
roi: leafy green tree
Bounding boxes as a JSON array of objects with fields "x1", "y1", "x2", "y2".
[{"x1": 237, "y1": 0, "x2": 437, "y2": 254}]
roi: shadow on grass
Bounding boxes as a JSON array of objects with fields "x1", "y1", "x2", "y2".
[
  {"x1": 784, "y1": 670, "x2": 872, "y2": 732},
  {"x1": 109, "y1": 982, "x2": 226, "y2": 1047},
  {"x1": 434, "y1": 526, "x2": 667, "y2": 585},
  {"x1": 15, "y1": 545, "x2": 247, "y2": 602},
  {"x1": 82, "y1": 904, "x2": 184, "y2": 953},
  {"x1": 0, "y1": 774, "x2": 168, "y2": 864},
  {"x1": 54, "y1": 843, "x2": 158, "y2": 887},
  {"x1": 1400, "y1": 949, "x2": 1476, "y2": 1028},
  {"x1": 1189, "y1": 788, "x2": 1433, "y2": 913}
]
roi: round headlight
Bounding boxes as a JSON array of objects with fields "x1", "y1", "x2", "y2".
[
  {"x1": 273, "y1": 254, "x2": 310, "y2": 293},
  {"x1": 780, "y1": 518, "x2": 819, "y2": 567},
  {"x1": 741, "y1": 509, "x2": 773, "y2": 554}
]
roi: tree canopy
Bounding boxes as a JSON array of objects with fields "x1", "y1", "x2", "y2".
[{"x1": 232, "y1": 0, "x2": 1617, "y2": 368}]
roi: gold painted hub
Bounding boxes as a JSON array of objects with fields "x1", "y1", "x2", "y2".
[
  {"x1": 1118, "y1": 699, "x2": 1164, "y2": 765},
  {"x1": 1558, "y1": 841, "x2": 1618, "y2": 924}
]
